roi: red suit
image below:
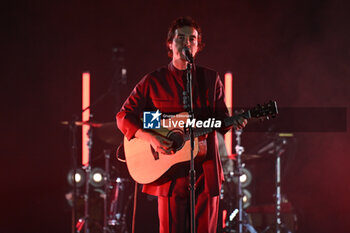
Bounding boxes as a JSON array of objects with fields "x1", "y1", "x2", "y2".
[{"x1": 117, "y1": 62, "x2": 230, "y2": 233}]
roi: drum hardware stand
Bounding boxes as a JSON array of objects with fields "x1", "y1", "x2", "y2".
[
  {"x1": 67, "y1": 112, "x2": 94, "y2": 233},
  {"x1": 107, "y1": 177, "x2": 132, "y2": 233},
  {"x1": 69, "y1": 114, "x2": 79, "y2": 233},
  {"x1": 261, "y1": 137, "x2": 292, "y2": 233},
  {"x1": 77, "y1": 61, "x2": 122, "y2": 232},
  {"x1": 103, "y1": 149, "x2": 132, "y2": 233},
  {"x1": 103, "y1": 149, "x2": 111, "y2": 233},
  {"x1": 67, "y1": 54, "x2": 127, "y2": 232},
  {"x1": 232, "y1": 129, "x2": 257, "y2": 233},
  {"x1": 82, "y1": 114, "x2": 94, "y2": 233}
]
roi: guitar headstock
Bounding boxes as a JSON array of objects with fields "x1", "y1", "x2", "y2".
[{"x1": 249, "y1": 100, "x2": 278, "y2": 120}]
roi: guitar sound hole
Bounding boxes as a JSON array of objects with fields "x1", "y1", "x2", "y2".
[{"x1": 167, "y1": 130, "x2": 185, "y2": 151}]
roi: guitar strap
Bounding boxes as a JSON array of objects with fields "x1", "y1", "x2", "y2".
[{"x1": 116, "y1": 142, "x2": 126, "y2": 162}]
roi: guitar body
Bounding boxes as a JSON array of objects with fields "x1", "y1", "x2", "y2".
[
  {"x1": 124, "y1": 112, "x2": 201, "y2": 184},
  {"x1": 123, "y1": 101, "x2": 278, "y2": 184}
]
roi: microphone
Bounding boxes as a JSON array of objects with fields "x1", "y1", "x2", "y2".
[{"x1": 182, "y1": 46, "x2": 194, "y2": 63}]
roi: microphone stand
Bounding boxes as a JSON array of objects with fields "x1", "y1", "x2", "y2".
[{"x1": 183, "y1": 61, "x2": 196, "y2": 233}]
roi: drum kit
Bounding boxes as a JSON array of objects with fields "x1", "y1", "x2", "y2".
[
  {"x1": 63, "y1": 118, "x2": 297, "y2": 233},
  {"x1": 63, "y1": 119, "x2": 133, "y2": 233}
]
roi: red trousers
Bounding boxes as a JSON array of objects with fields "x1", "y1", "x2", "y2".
[{"x1": 157, "y1": 174, "x2": 219, "y2": 233}]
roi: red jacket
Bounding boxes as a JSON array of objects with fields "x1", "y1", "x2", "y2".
[{"x1": 116, "y1": 62, "x2": 230, "y2": 197}]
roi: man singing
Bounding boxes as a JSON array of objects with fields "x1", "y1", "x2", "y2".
[{"x1": 117, "y1": 17, "x2": 247, "y2": 233}]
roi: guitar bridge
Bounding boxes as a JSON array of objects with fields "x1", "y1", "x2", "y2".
[{"x1": 150, "y1": 146, "x2": 159, "y2": 160}]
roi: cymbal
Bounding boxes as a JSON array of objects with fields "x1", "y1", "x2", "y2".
[
  {"x1": 61, "y1": 120, "x2": 123, "y2": 144},
  {"x1": 60, "y1": 121, "x2": 103, "y2": 127},
  {"x1": 222, "y1": 153, "x2": 263, "y2": 161},
  {"x1": 242, "y1": 153, "x2": 263, "y2": 161},
  {"x1": 95, "y1": 122, "x2": 123, "y2": 145}
]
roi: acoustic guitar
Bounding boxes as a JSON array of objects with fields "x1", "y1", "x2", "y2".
[{"x1": 124, "y1": 101, "x2": 278, "y2": 184}]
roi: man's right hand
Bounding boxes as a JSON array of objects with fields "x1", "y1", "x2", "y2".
[{"x1": 135, "y1": 129, "x2": 174, "y2": 155}]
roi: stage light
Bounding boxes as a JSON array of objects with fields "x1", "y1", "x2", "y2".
[
  {"x1": 242, "y1": 189, "x2": 252, "y2": 208},
  {"x1": 90, "y1": 168, "x2": 105, "y2": 188},
  {"x1": 93, "y1": 173, "x2": 102, "y2": 182},
  {"x1": 240, "y1": 174, "x2": 247, "y2": 183},
  {"x1": 233, "y1": 168, "x2": 252, "y2": 188},
  {"x1": 224, "y1": 72, "x2": 233, "y2": 156},
  {"x1": 82, "y1": 72, "x2": 90, "y2": 166},
  {"x1": 67, "y1": 168, "x2": 85, "y2": 188}
]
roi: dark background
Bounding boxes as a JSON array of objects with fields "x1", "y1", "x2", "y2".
[{"x1": 2, "y1": 0, "x2": 349, "y2": 232}]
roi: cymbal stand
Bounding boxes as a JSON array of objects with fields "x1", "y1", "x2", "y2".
[
  {"x1": 262, "y1": 137, "x2": 292, "y2": 233},
  {"x1": 81, "y1": 117, "x2": 94, "y2": 233},
  {"x1": 275, "y1": 138, "x2": 292, "y2": 233},
  {"x1": 75, "y1": 59, "x2": 120, "y2": 232},
  {"x1": 234, "y1": 129, "x2": 257, "y2": 233},
  {"x1": 69, "y1": 115, "x2": 79, "y2": 233},
  {"x1": 103, "y1": 149, "x2": 111, "y2": 233}
]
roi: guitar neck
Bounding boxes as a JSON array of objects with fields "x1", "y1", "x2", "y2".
[
  {"x1": 223, "y1": 111, "x2": 251, "y2": 128},
  {"x1": 183, "y1": 111, "x2": 252, "y2": 141}
]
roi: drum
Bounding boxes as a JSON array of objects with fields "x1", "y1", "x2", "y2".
[{"x1": 108, "y1": 178, "x2": 134, "y2": 233}]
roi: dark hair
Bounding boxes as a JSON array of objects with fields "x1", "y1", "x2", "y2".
[{"x1": 166, "y1": 16, "x2": 205, "y2": 58}]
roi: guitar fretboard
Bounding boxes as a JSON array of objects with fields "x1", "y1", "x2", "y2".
[{"x1": 182, "y1": 111, "x2": 252, "y2": 141}]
